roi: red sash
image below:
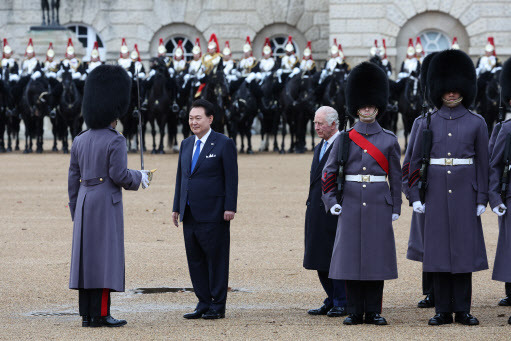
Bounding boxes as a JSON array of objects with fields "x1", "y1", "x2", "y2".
[{"x1": 349, "y1": 129, "x2": 389, "y2": 174}]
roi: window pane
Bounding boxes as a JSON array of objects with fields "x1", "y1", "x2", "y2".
[
  {"x1": 78, "y1": 37, "x2": 88, "y2": 48},
  {"x1": 78, "y1": 26, "x2": 87, "y2": 35}
]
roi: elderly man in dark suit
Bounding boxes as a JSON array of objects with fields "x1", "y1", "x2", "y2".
[
  {"x1": 304, "y1": 106, "x2": 346, "y2": 317},
  {"x1": 173, "y1": 99, "x2": 238, "y2": 320},
  {"x1": 68, "y1": 65, "x2": 151, "y2": 328}
]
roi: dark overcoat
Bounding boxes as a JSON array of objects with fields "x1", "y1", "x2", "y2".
[
  {"x1": 304, "y1": 136, "x2": 339, "y2": 271},
  {"x1": 68, "y1": 127, "x2": 142, "y2": 292},
  {"x1": 409, "y1": 104, "x2": 489, "y2": 273},
  {"x1": 322, "y1": 121, "x2": 402, "y2": 281}
]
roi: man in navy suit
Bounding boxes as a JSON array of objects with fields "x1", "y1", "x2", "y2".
[
  {"x1": 173, "y1": 99, "x2": 238, "y2": 320},
  {"x1": 304, "y1": 106, "x2": 347, "y2": 317}
]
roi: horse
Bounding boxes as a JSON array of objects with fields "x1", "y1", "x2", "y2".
[
  {"x1": 320, "y1": 69, "x2": 352, "y2": 131},
  {"x1": 476, "y1": 70, "x2": 501, "y2": 134},
  {"x1": 57, "y1": 68, "x2": 82, "y2": 153},
  {"x1": 397, "y1": 75, "x2": 422, "y2": 152},
  {"x1": 254, "y1": 74, "x2": 283, "y2": 152},
  {"x1": 201, "y1": 62, "x2": 229, "y2": 135},
  {"x1": 229, "y1": 81, "x2": 258, "y2": 153},
  {"x1": 380, "y1": 79, "x2": 400, "y2": 134}
]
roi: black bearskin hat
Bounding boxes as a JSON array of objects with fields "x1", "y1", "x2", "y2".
[
  {"x1": 82, "y1": 65, "x2": 131, "y2": 129},
  {"x1": 419, "y1": 52, "x2": 437, "y2": 105},
  {"x1": 427, "y1": 49, "x2": 476, "y2": 109},
  {"x1": 501, "y1": 57, "x2": 511, "y2": 103},
  {"x1": 345, "y1": 61, "x2": 388, "y2": 117}
]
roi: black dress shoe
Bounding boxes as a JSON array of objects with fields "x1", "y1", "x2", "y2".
[
  {"x1": 428, "y1": 313, "x2": 453, "y2": 326},
  {"x1": 327, "y1": 306, "x2": 347, "y2": 317},
  {"x1": 343, "y1": 314, "x2": 364, "y2": 325},
  {"x1": 455, "y1": 312, "x2": 479, "y2": 325},
  {"x1": 508, "y1": 315, "x2": 511, "y2": 325},
  {"x1": 202, "y1": 309, "x2": 225, "y2": 319},
  {"x1": 90, "y1": 315, "x2": 127, "y2": 327},
  {"x1": 82, "y1": 315, "x2": 90, "y2": 327},
  {"x1": 364, "y1": 313, "x2": 388, "y2": 325},
  {"x1": 499, "y1": 296, "x2": 511, "y2": 306},
  {"x1": 307, "y1": 304, "x2": 332, "y2": 316},
  {"x1": 183, "y1": 309, "x2": 208, "y2": 319},
  {"x1": 418, "y1": 294, "x2": 435, "y2": 308}
]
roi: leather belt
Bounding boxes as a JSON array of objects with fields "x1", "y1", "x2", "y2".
[
  {"x1": 79, "y1": 177, "x2": 108, "y2": 186},
  {"x1": 429, "y1": 158, "x2": 473, "y2": 166},
  {"x1": 345, "y1": 174, "x2": 387, "y2": 183}
]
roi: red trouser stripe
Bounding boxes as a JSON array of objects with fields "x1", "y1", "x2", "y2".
[{"x1": 101, "y1": 288, "x2": 109, "y2": 317}]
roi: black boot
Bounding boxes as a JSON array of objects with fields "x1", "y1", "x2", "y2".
[
  {"x1": 455, "y1": 312, "x2": 479, "y2": 326},
  {"x1": 364, "y1": 312, "x2": 388, "y2": 325},
  {"x1": 499, "y1": 296, "x2": 511, "y2": 306},
  {"x1": 81, "y1": 315, "x2": 90, "y2": 327},
  {"x1": 307, "y1": 304, "x2": 332, "y2": 316},
  {"x1": 428, "y1": 313, "x2": 453, "y2": 326},
  {"x1": 418, "y1": 294, "x2": 435, "y2": 308},
  {"x1": 343, "y1": 314, "x2": 364, "y2": 325}
]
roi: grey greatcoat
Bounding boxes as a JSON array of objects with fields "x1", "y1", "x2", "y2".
[
  {"x1": 304, "y1": 136, "x2": 339, "y2": 271},
  {"x1": 489, "y1": 121, "x2": 511, "y2": 282},
  {"x1": 68, "y1": 128, "x2": 142, "y2": 292},
  {"x1": 322, "y1": 121, "x2": 402, "y2": 281},
  {"x1": 408, "y1": 104, "x2": 489, "y2": 274},
  {"x1": 402, "y1": 115, "x2": 427, "y2": 262}
]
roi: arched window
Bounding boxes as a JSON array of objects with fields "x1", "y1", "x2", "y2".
[
  {"x1": 66, "y1": 24, "x2": 106, "y2": 61},
  {"x1": 419, "y1": 31, "x2": 451, "y2": 54},
  {"x1": 270, "y1": 36, "x2": 300, "y2": 58},
  {"x1": 164, "y1": 36, "x2": 194, "y2": 61}
]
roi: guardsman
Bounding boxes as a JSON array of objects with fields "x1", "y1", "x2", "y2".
[
  {"x1": 68, "y1": 64, "x2": 151, "y2": 328},
  {"x1": 43, "y1": 43, "x2": 59, "y2": 79},
  {"x1": 297, "y1": 41, "x2": 316, "y2": 77},
  {"x1": 221, "y1": 41, "x2": 236, "y2": 81},
  {"x1": 451, "y1": 37, "x2": 460, "y2": 50},
  {"x1": 85, "y1": 42, "x2": 103, "y2": 75},
  {"x1": 157, "y1": 38, "x2": 171, "y2": 67},
  {"x1": 398, "y1": 38, "x2": 419, "y2": 80},
  {"x1": 202, "y1": 34, "x2": 222, "y2": 75},
  {"x1": 409, "y1": 49, "x2": 489, "y2": 326},
  {"x1": 238, "y1": 36, "x2": 258, "y2": 81},
  {"x1": 117, "y1": 38, "x2": 132, "y2": 73},
  {"x1": 21, "y1": 38, "x2": 40, "y2": 77},
  {"x1": 380, "y1": 39, "x2": 392, "y2": 77},
  {"x1": 186, "y1": 38, "x2": 205, "y2": 83},
  {"x1": 489, "y1": 57, "x2": 511, "y2": 322},
  {"x1": 171, "y1": 39, "x2": 188, "y2": 76},
  {"x1": 476, "y1": 37, "x2": 501, "y2": 76},
  {"x1": 305, "y1": 106, "x2": 347, "y2": 318},
  {"x1": 322, "y1": 62, "x2": 401, "y2": 326},
  {"x1": 369, "y1": 39, "x2": 379, "y2": 58},
  {"x1": 276, "y1": 36, "x2": 298, "y2": 82},
  {"x1": 415, "y1": 37, "x2": 425, "y2": 64},
  {"x1": 59, "y1": 38, "x2": 83, "y2": 80},
  {"x1": 319, "y1": 39, "x2": 349, "y2": 84},
  {"x1": 402, "y1": 52, "x2": 438, "y2": 310},
  {"x1": 1, "y1": 38, "x2": 20, "y2": 82},
  {"x1": 128, "y1": 44, "x2": 145, "y2": 79},
  {"x1": 258, "y1": 37, "x2": 276, "y2": 78}
]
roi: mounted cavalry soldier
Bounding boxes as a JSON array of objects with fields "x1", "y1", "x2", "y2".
[
  {"x1": 476, "y1": 37, "x2": 501, "y2": 77},
  {"x1": 117, "y1": 38, "x2": 132, "y2": 73},
  {"x1": 68, "y1": 64, "x2": 152, "y2": 328},
  {"x1": 297, "y1": 41, "x2": 316, "y2": 77},
  {"x1": 222, "y1": 41, "x2": 237, "y2": 82},
  {"x1": 322, "y1": 62, "x2": 402, "y2": 326},
  {"x1": 415, "y1": 37, "x2": 425, "y2": 64},
  {"x1": 451, "y1": 37, "x2": 460, "y2": 50},
  {"x1": 128, "y1": 44, "x2": 145, "y2": 79},
  {"x1": 305, "y1": 106, "x2": 347, "y2": 318},
  {"x1": 319, "y1": 39, "x2": 349, "y2": 84},
  {"x1": 1, "y1": 38, "x2": 20, "y2": 82},
  {"x1": 59, "y1": 38, "x2": 83, "y2": 80},
  {"x1": 157, "y1": 38, "x2": 172, "y2": 67},
  {"x1": 184, "y1": 38, "x2": 205, "y2": 88},
  {"x1": 402, "y1": 52, "x2": 438, "y2": 310},
  {"x1": 171, "y1": 39, "x2": 188, "y2": 76},
  {"x1": 380, "y1": 39, "x2": 392, "y2": 77},
  {"x1": 238, "y1": 36, "x2": 258, "y2": 82},
  {"x1": 43, "y1": 43, "x2": 59, "y2": 79},
  {"x1": 84, "y1": 42, "x2": 103, "y2": 75},
  {"x1": 203, "y1": 34, "x2": 222, "y2": 76},
  {"x1": 21, "y1": 38, "x2": 40, "y2": 77},
  {"x1": 489, "y1": 57, "x2": 511, "y2": 322},
  {"x1": 409, "y1": 49, "x2": 489, "y2": 326},
  {"x1": 257, "y1": 38, "x2": 276, "y2": 78},
  {"x1": 398, "y1": 38, "x2": 420, "y2": 80},
  {"x1": 276, "y1": 36, "x2": 298, "y2": 83}
]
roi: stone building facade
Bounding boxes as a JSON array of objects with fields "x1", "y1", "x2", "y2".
[{"x1": 1, "y1": 0, "x2": 510, "y2": 78}]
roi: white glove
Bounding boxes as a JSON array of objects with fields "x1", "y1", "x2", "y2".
[
  {"x1": 392, "y1": 214, "x2": 399, "y2": 221},
  {"x1": 140, "y1": 170, "x2": 150, "y2": 189},
  {"x1": 493, "y1": 204, "x2": 507, "y2": 217},
  {"x1": 412, "y1": 201, "x2": 425, "y2": 214},
  {"x1": 246, "y1": 73, "x2": 256, "y2": 83},
  {"x1": 71, "y1": 72, "x2": 81, "y2": 80},
  {"x1": 30, "y1": 71, "x2": 42, "y2": 80},
  {"x1": 330, "y1": 204, "x2": 342, "y2": 216},
  {"x1": 476, "y1": 204, "x2": 486, "y2": 217}
]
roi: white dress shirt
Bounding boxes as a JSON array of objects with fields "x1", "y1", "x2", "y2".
[{"x1": 193, "y1": 128, "x2": 212, "y2": 156}]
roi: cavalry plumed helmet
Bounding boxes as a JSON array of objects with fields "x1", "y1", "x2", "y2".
[
  {"x1": 345, "y1": 61, "x2": 389, "y2": 117},
  {"x1": 427, "y1": 49, "x2": 476, "y2": 109},
  {"x1": 82, "y1": 65, "x2": 131, "y2": 129},
  {"x1": 501, "y1": 57, "x2": 511, "y2": 104}
]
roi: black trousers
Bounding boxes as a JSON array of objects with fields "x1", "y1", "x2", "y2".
[
  {"x1": 345, "y1": 280, "x2": 384, "y2": 315},
  {"x1": 433, "y1": 272, "x2": 472, "y2": 314},
  {"x1": 78, "y1": 288, "x2": 110, "y2": 317},
  {"x1": 505, "y1": 282, "x2": 511, "y2": 297},
  {"x1": 183, "y1": 205, "x2": 230, "y2": 313},
  {"x1": 318, "y1": 271, "x2": 347, "y2": 308},
  {"x1": 423, "y1": 271, "x2": 434, "y2": 296}
]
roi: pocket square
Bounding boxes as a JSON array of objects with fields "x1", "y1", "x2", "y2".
[{"x1": 206, "y1": 154, "x2": 217, "y2": 158}]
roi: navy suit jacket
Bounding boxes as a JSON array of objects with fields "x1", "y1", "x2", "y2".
[{"x1": 173, "y1": 130, "x2": 238, "y2": 222}]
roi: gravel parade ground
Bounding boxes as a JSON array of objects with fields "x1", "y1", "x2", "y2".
[{"x1": 1, "y1": 136, "x2": 511, "y2": 340}]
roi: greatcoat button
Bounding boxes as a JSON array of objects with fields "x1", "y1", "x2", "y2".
[
  {"x1": 363, "y1": 202, "x2": 367, "y2": 206},
  {"x1": 100, "y1": 178, "x2": 103, "y2": 181},
  {"x1": 363, "y1": 184, "x2": 367, "y2": 188},
  {"x1": 363, "y1": 167, "x2": 367, "y2": 170},
  {"x1": 364, "y1": 149, "x2": 367, "y2": 153},
  {"x1": 447, "y1": 152, "x2": 451, "y2": 156},
  {"x1": 449, "y1": 190, "x2": 452, "y2": 193},
  {"x1": 448, "y1": 171, "x2": 451, "y2": 174},
  {"x1": 448, "y1": 133, "x2": 452, "y2": 137}
]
